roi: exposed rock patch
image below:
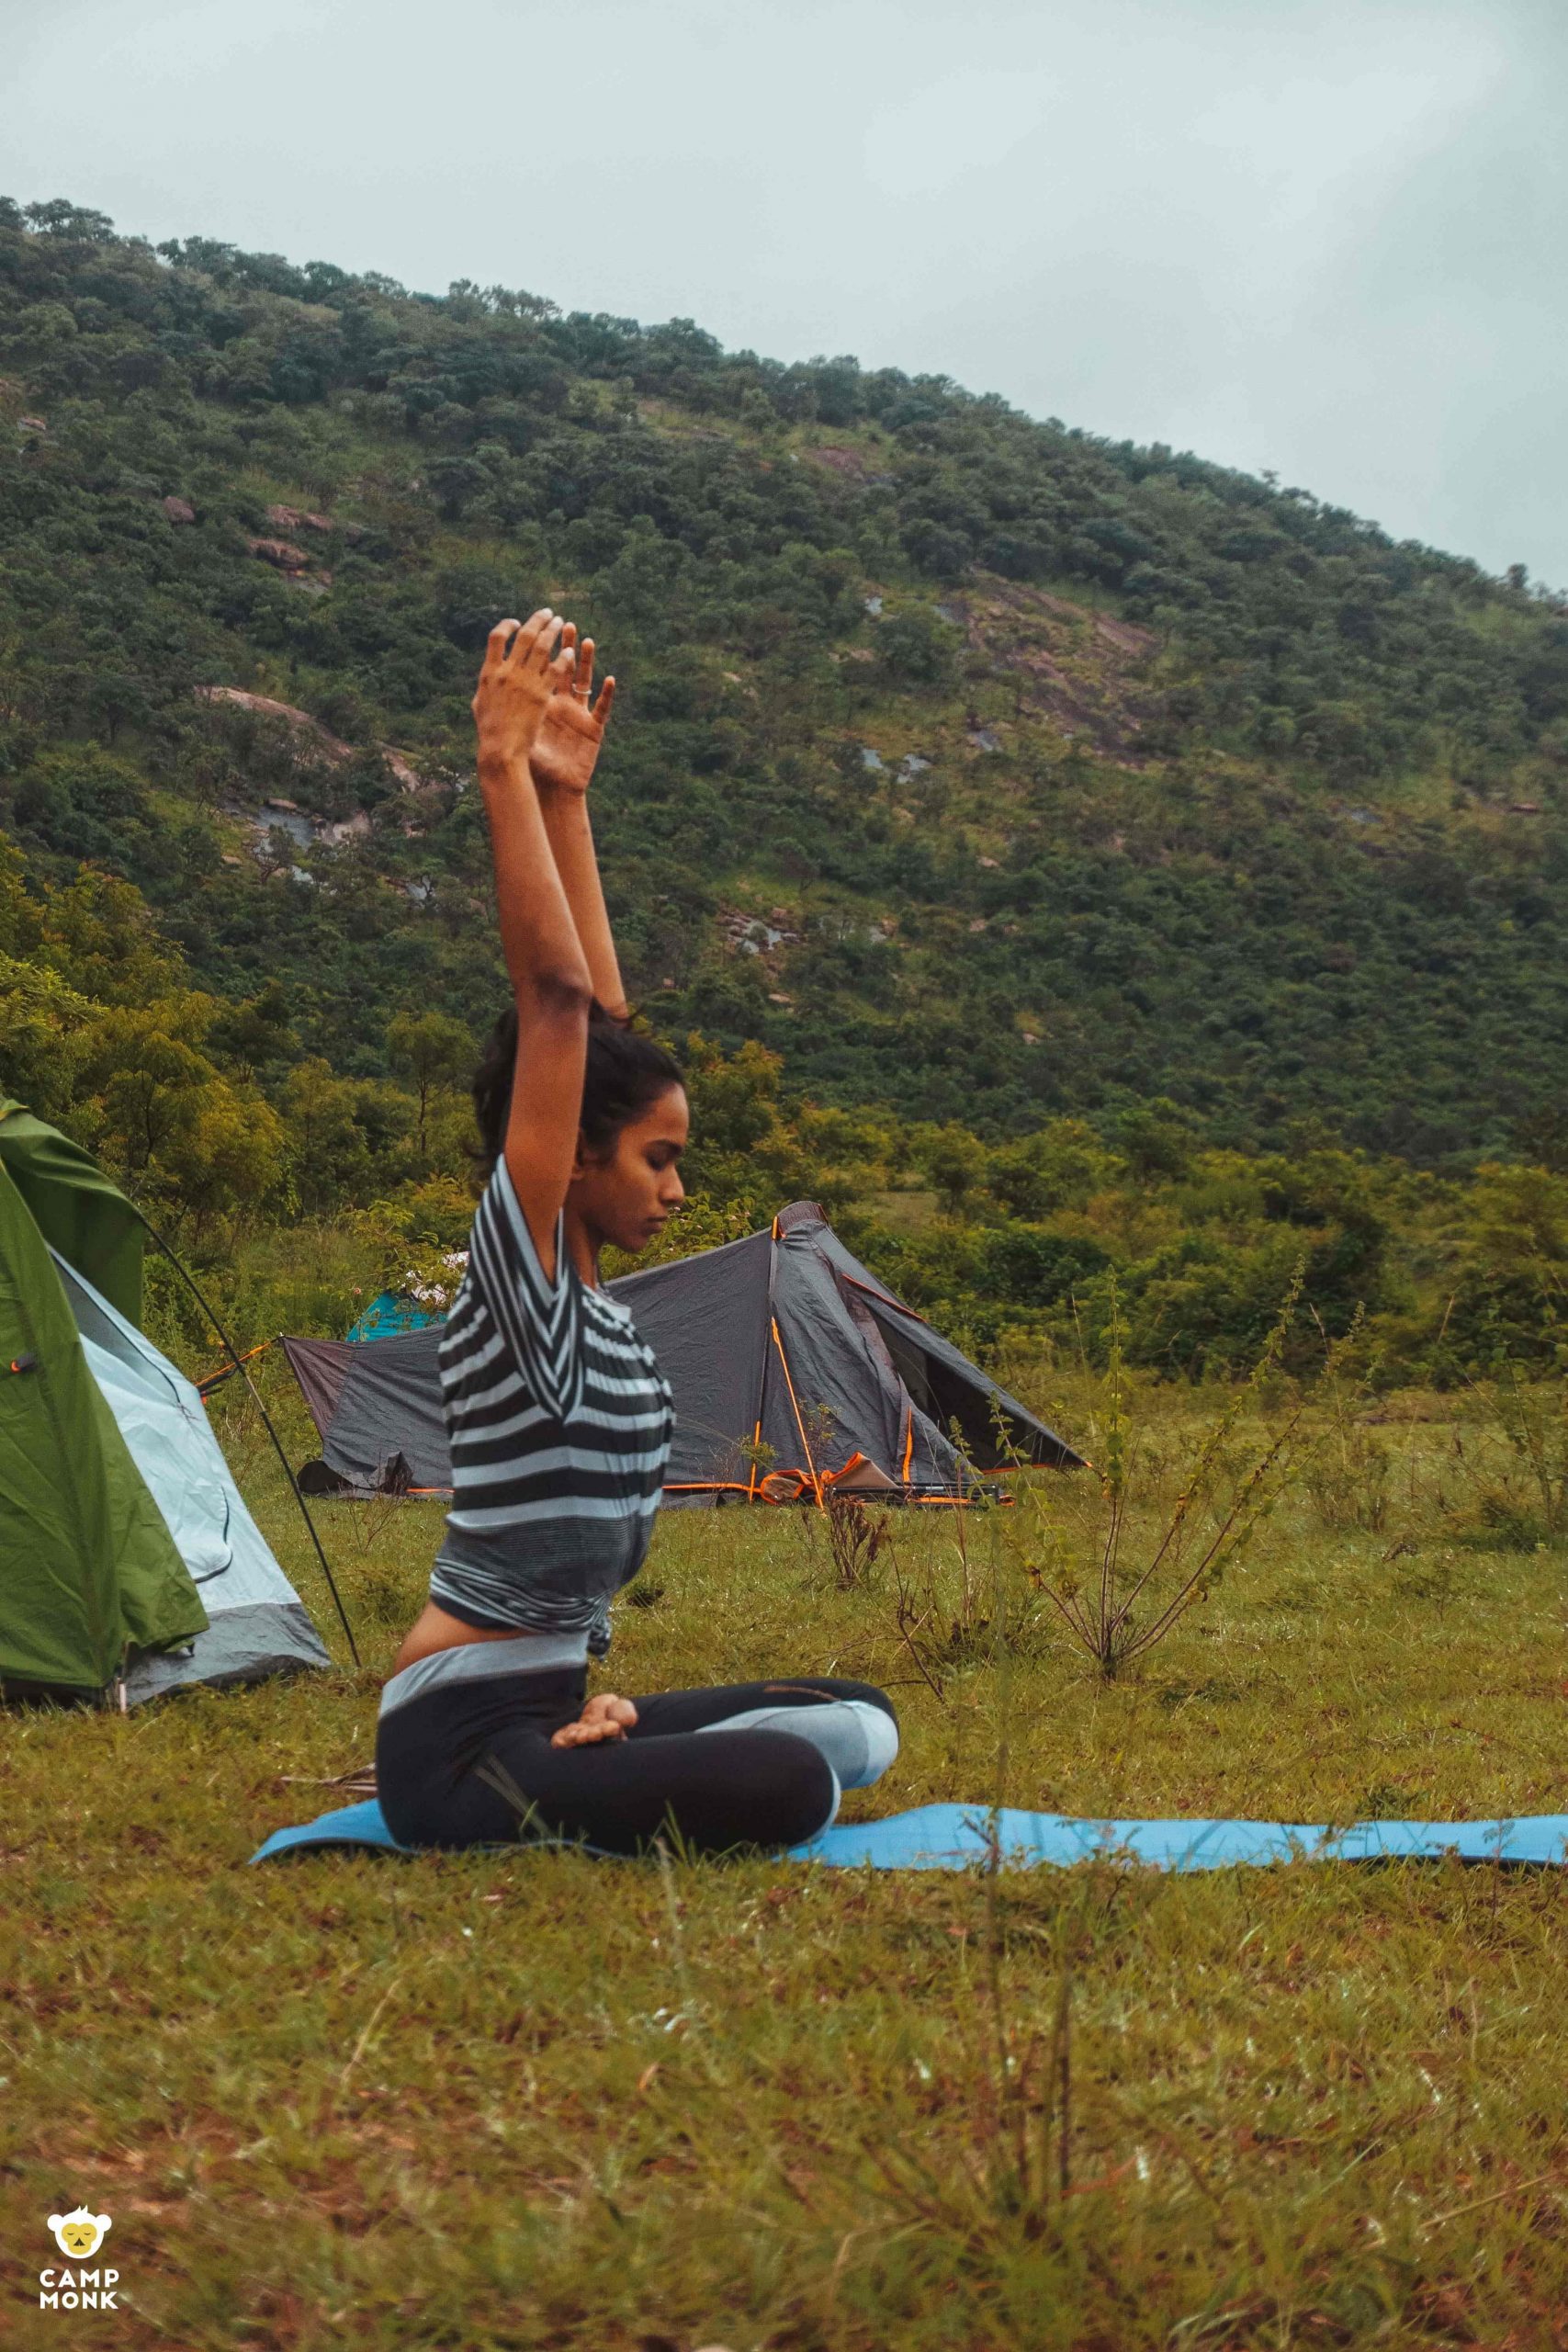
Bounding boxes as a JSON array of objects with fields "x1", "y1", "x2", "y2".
[
  {"x1": 945, "y1": 573, "x2": 1162, "y2": 763},
  {"x1": 197, "y1": 687, "x2": 430, "y2": 798},
  {"x1": 259, "y1": 502, "x2": 362, "y2": 540},
  {"x1": 196, "y1": 686, "x2": 354, "y2": 763},
  {"x1": 805, "y1": 444, "x2": 872, "y2": 480},
  {"x1": 718, "y1": 902, "x2": 800, "y2": 959},
  {"x1": 321, "y1": 810, "x2": 372, "y2": 845},
  {"x1": 265, "y1": 503, "x2": 333, "y2": 534},
  {"x1": 379, "y1": 747, "x2": 426, "y2": 793},
  {"x1": 247, "y1": 536, "x2": 310, "y2": 572}
]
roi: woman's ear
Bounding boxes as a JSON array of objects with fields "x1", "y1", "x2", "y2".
[{"x1": 570, "y1": 1126, "x2": 592, "y2": 1181}]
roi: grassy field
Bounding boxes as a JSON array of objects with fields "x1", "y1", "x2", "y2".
[{"x1": 4, "y1": 1369, "x2": 1568, "y2": 2349}]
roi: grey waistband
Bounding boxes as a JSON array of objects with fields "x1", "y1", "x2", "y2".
[{"x1": 379, "y1": 1633, "x2": 589, "y2": 1719}]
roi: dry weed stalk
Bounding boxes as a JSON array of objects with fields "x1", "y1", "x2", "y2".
[
  {"x1": 1008, "y1": 1267, "x2": 1343, "y2": 1678},
  {"x1": 823, "y1": 1491, "x2": 891, "y2": 1589},
  {"x1": 1471, "y1": 1351, "x2": 1568, "y2": 1541}
]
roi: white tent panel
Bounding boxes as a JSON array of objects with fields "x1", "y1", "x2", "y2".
[
  {"x1": 52, "y1": 1251, "x2": 332, "y2": 1702},
  {"x1": 79, "y1": 1338, "x2": 235, "y2": 1583}
]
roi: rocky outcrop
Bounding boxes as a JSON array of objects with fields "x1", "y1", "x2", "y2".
[
  {"x1": 163, "y1": 495, "x2": 197, "y2": 524},
  {"x1": 265, "y1": 503, "x2": 332, "y2": 533},
  {"x1": 379, "y1": 747, "x2": 426, "y2": 793},
  {"x1": 247, "y1": 536, "x2": 310, "y2": 572},
  {"x1": 943, "y1": 574, "x2": 1161, "y2": 764},
  {"x1": 718, "y1": 902, "x2": 800, "y2": 959},
  {"x1": 197, "y1": 690, "x2": 427, "y2": 795},
  {"x1": 805, "y1": 444, "x2": 871, "y2": 479},
  {"x1": 264, "y1": 503, "x2": 363, "y2": 541},
  {"x1": 196, "y1": 686, "x2": 354, "y2": 763},
  {"x1": 321, "y1": 811, "x2": 372, "y2": 845}
]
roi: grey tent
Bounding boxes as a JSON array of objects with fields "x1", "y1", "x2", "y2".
[{"x1": 284, "y1": 1200, "x2": 1082, "y2": 1505}]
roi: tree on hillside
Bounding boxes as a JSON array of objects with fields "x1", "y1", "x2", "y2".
[
  {"x1": 388, "y1": 1011, "x2": 474, "y2": 1160},
  {"x1": 924, "y1": 1123, "x2": 987, "y2": 1216}
]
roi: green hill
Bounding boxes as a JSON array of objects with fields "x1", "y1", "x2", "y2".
[
  {"x1": 4, "y1": 197, "x2": 1568, "y2": 1385},
  {"x1": 5, "y1": 197, "x2": 1568, "y2": 1161}
]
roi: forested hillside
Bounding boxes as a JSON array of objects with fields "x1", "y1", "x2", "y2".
[{"x1": 3, "y1": 197, "x2": 1566, "y2": 1378}]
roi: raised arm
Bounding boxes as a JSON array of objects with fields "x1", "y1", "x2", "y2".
[
  {"x1": 527, "y1": 631, "x2": 626, "y2": 1019},
  {"x1": 472, "y1": 611, "x2": 592, "y2": 1277}
]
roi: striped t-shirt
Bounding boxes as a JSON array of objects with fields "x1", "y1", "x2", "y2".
[{"x1": 426, "y1": 1159, "x2": 674, "y2": 1655}]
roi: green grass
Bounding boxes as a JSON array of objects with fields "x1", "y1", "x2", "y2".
[{"x1": 5, "y1": 1375, "x2": 1568, "y2": 2348}]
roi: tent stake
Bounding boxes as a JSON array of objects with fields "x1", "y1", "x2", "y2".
[{"x1": 133, "y1": 1214, "x2": 361, "y2": 1669}]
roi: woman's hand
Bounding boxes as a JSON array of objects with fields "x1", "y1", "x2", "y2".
[
  {"x1": 550, "y1": 1691, "x2": 638, "y2": 1749},
  {"x1": 472, "y1": 609, "x2": 576, "y2": 772},
  {"x1": 529, "y1": 633, "x2": 617, "y2": 796}
]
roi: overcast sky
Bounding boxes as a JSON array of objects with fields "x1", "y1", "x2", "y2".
[{"x1": 8, "y1": 0, "x2": 1565, "y2": 584}]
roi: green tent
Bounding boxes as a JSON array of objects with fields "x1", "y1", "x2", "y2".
[
  {"x1": 0, "y1": 1100, "x2": 330, "y2": 1702},
  {"x1": 0, "y1": 1099, "x2": 146, "y2": 1325}
]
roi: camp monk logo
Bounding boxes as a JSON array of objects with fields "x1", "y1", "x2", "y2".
[{"x1": 39, "y1": 2208, "x2": 118, "y2": 2310}]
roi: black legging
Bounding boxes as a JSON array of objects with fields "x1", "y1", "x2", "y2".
[{"x1": 376, "y1": 1666, "x2": 897, "y2": 1856}]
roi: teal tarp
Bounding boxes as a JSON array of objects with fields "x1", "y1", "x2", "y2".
[{"x1": 346, "y1": 1290, "x2": 442, "y2": 1343}]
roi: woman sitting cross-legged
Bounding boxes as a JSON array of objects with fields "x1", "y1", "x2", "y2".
[{"x1": 376, "y1": 610, "x2": 897, "y2": 1855}]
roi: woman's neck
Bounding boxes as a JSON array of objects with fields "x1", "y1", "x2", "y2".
[{"x1": 562, "y1": 1201, "x2": 604, "y2": 1290}]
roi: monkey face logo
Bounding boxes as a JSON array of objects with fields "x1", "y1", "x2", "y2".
[{"x1": 48, "y1": 2208, "x2": 111, "y2": 2260}]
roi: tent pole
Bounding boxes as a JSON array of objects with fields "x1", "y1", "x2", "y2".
[
  {"x1": 132, "y1": 1213, "x2": 361, "y2": 1669},
  {"x1": 196, "y1": 1336, "x2": 275, "y2": 1396},
  {"x1": 771, "y1": 1317, "x2": 826, "y2": 1510},
  {"x1": 749, "y1": 1213, "x2": 784, "y2": 1503}
]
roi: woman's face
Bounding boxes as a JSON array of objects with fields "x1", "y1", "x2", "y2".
[{"x1": 570, "y1": 1084, "x2": 689, "y2": 1256}]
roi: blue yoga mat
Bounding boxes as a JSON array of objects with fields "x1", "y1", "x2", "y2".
[{"x1": 249, "y1": 1798, "x2": 1568, "y2": 1871}]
